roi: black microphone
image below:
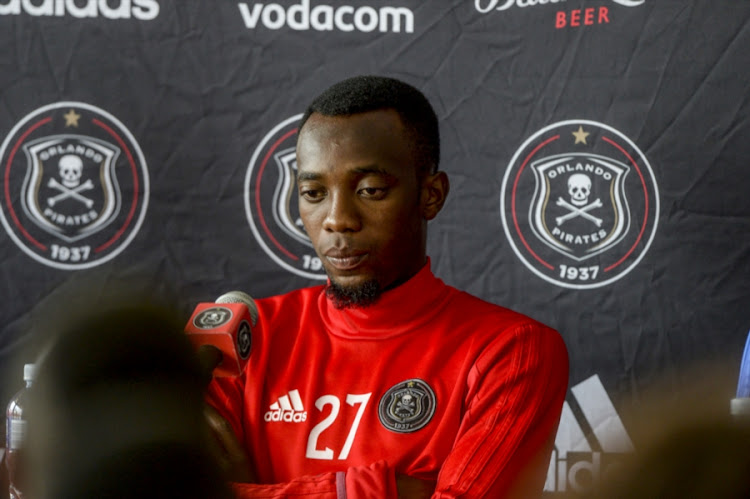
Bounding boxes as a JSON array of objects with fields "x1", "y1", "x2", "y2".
[{"x1": 184, "y1": 291, "x2": 258, "y2": 378}]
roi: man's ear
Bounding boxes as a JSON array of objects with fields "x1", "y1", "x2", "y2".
[{"x1": 420, "y1": 171, "x2": 449, "y2": 221}]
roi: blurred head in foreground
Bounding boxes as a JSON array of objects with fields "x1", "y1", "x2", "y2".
[
  {"x1": 598, "y1": 419, "x2": 750, "y2": 499},
  {"x1": 26, "y1": 299, "x2": 231, "y2": 499},
  {"x1": 584, "y1": 363, "x2": 750, "y2": 499}
]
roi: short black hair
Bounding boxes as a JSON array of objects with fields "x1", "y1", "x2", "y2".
[{"x1": 299, "y1": 75, "x2": 440, "y2": 175}]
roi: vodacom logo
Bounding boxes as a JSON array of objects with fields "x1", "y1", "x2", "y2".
[{"x1": 475, "y1": 0, "x2": 645, "y2": 13}]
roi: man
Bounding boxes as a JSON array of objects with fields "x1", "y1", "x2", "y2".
[{"x1": 206, "y1": 75, "x2": 569, "y2": 498}]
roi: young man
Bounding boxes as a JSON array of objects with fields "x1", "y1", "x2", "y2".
[{"x1": 206, "y1": 75, "x2": 569, "y2": 498}]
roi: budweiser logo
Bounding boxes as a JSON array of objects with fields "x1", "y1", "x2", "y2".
[{"x1": 474, "y1": 0, "x2": 645, "y2": 14}]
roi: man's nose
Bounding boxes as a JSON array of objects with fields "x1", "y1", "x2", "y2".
[{"x1": 322, "y1": 192, "x2": 361, "y2": 233}]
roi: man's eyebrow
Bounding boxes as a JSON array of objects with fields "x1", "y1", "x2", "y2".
[
  {"x1": 351, "y1": 166, "x2": 396, "y2": 178},
  {"x1": 297, "y1": 171, "x2": 321, "y2": 182},
  {"x1": 297, "y1": 166, "x2": 395, "y2": 182}
]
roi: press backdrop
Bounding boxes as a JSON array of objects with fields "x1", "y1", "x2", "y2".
[{"x1": 1, "y1": 0, "x2": 749, "y2": 494}]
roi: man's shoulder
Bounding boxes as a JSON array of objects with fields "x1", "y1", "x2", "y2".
[
  {"x1": 445, "y1": 286, "x2": 557, "y2": 336},
  {"x1": 446, "y1": 288, "x2": 568, "y2": 373},
  {"x1": 444, "y1": 286, "x2": 523, "y2": 319}
]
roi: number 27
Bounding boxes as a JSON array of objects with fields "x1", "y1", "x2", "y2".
[{"x1": 306, "y1": 393, "x2": 371, "y2": 460}]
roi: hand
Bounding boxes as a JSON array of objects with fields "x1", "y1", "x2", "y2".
[
  {"x1": 204, "y1": 404, "x2": 257, "y2": 483},
  {"x1": 396, "y1": 474, "x2": 436, "y2": 498}
]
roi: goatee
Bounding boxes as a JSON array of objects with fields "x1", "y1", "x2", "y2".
[{"x1": 325, "y1": 279, "x2": 382, "y2": 309}]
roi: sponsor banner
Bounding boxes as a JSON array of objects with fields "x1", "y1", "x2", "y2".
[
  {"x1": 244, "y1": 115, "x2": 326, "y2": 280},
  {"x1": 0, "y1": 102, "x2": 149, "y2": 270},
  {"x1": 500, "y1": 120, "x2": 658, "y2": 289}
]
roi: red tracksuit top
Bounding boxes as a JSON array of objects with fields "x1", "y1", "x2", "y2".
[{"x1": 207, "y1": 261, "x2": 569, "y2": 498}]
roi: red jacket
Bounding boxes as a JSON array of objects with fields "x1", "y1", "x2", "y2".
[{"x1": 207, "y1": 261, "x2": 569, "y2": 497}]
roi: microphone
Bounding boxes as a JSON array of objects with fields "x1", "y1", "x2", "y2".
[
  {"x1": 731, "y1": 330, "x2": 750, "y2": 419},
  {"x1": 184, "y1": 291, "x2": 258, "y2": 378}
]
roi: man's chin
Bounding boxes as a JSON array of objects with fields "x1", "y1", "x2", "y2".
[{"x1": 325, "y1": 278, "x2": 382, "y2": 309}]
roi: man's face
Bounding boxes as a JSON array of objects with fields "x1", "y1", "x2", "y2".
[{"x1": 296, "y1": 110, "x2": 429, "y2": 296}]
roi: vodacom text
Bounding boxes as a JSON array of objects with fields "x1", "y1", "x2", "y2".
[
  {"x1": 238, "y1": 0, "x2": 414, "y2": 33},
  {"x1": 475, "y1": 0, "x2": 644, "y2": 13},
  {"x1": 0, "y1": 0, "x2": 159, "y2": 19}
]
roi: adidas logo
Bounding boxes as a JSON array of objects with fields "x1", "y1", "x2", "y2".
[
  {"x1": 264, "y1": 389, "x2": 307, "y2": 423},
  {"x1": 545, "y1": 374, "x2": 634, "y2": 494},
  {"x1": 0, "y1": 0, "x2": 160, "y2": 20}
]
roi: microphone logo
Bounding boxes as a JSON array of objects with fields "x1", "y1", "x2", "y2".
[
  {"x1": 193, "y1": 307, "x2": 233, "y2": 329},
  {"x1": 237, "y1": 321, "x2": 252, "y2": 359}
]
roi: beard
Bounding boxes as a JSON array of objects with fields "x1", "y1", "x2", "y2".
[{"x1": 325, "y1": 279, "x2": 382, "y2": 309}]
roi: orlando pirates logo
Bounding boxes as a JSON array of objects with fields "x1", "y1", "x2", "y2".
[
  {"x1": 237, "y1": 320, "x2": 252, "y2": 359},
  {"x1": 529, "y1": 153, "x2": 630, "y2": 261},
  {"x1": 378, "y1": 379, "x2": 436, "y2": 433},
  {"x1": 244, "y1": 115, "x2": 326, "y2": 280},
  {"x1": 0, "y1": 102, "x2": 148, "y2": 270},
  {"x1": 22, "y1": 135, "x2": 121, "y2": 242},
  {"x1": 194, "y1": 307, "x2": 233, "y2": 329},
  {"x1": 501, "y1": 121, "x2": 658, "y2": 289}
]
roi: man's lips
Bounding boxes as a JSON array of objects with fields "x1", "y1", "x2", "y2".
[{"x1": 323, "y1": 250, "x2": 368, "y2": 271}]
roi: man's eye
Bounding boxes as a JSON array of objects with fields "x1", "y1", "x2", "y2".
[
  {"x1": 358, "y1": 187, "x2": 388, "y2": 199},
  {"x1": 300, "y1": 189, "x2": 325, "y2": 202}
]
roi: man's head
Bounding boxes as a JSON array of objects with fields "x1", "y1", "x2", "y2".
[
  {"x1": 296, "y1": 75, "x2": 449, "y2": 308},
  {"x1": 299, "y1": 75, "x2": 440, "y2": 179}
]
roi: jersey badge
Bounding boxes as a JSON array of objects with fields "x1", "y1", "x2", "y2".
[{"x1": 378, "y1": 379, "x2": 436, "y2": 433}]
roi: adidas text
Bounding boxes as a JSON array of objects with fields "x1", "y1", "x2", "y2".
[
  {"x1": 548, "y1": 450, "x2": 626, "y2": 493},
  {"x1": 264, "y1": 409, "x2": 307, "y2": 423},
  {"x1": 238, "y1": 0, "x2": 414, "y2": 33},
  {"x1": 0, "y1": 0, "x2": 160, "y2": 20}
]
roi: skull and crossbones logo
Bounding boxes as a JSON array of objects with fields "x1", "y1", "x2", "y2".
[
  {"x1": 555, "y1": 173, "x2": 603, "y2": 227},
  {"x1": 47, "y1": 155, "x2": 94, "y2": 208},
  {"x1": 394, "y1": 392, "x2": 417, "y2": 419},
  {"x1": 237, "y1": 321, "x2": 252, "y2": 358},
  {"x1": 199, "y1": 309, "x2": 228, "y2": 327}
]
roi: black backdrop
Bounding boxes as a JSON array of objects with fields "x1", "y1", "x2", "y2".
[{"x1": 1, "y1": 1, "x2": 749, "y2": 495}]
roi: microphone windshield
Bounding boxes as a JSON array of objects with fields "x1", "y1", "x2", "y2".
[{"x1": 215, "y1": 291, "x2": 258, "y2": 326}]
